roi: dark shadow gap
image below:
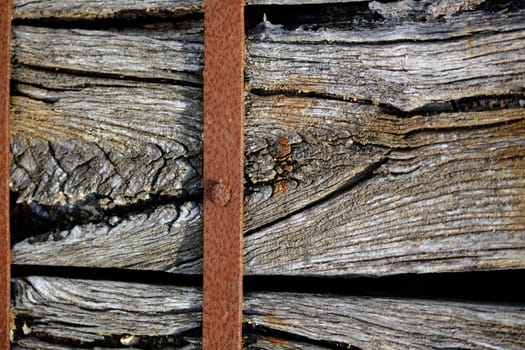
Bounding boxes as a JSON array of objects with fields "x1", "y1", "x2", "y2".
[
  {"x1": 11, "y1": 64, "x2": 203, "y2": 89},
  {"x1": 13, "y1": 11, "x2": 204, "y2": 30},
  {"x1": 244, "y1": 270, "x2": 525, "y2": 303},
  {"x1": 245, "y1": 2, "x2": 381, "y2": 32}
]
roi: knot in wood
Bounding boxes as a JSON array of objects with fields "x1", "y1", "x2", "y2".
[{"x1": 210, "y1": 183, "x2": 231, "y2": 207}]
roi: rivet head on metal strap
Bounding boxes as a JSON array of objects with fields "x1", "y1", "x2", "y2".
[{"x1": 210, "y1": 183, "x2": 231, "y2": 207}]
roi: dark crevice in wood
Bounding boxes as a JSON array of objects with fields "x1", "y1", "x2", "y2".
[
  {"x1": 244, "y1": 270, "x2": 525, "y2": 303},
  {"x1": 245, "y1": 2, "x2": 380, "y2": 32},
  {"x1": 401, "y1": 117, "x2": 525, "y2": 141},
  {"x1": 477, "y1": 0, "x2": 525, "y2": 13},
  {"x1": 11, "y1": 63, "x2": 203, "y2": 89},
  {"x1": 245, "y1": 0, "x2": 525, "y2": 32},
  {"x1": 10, "y1": 190, "x2": 202, "y2": 245},
  {"x1": 244, "y1": 323, "x2": 361, "y2": 350},
  {"x1": 243, "y1": 156, "x2": 389, "y2": 237},
  {"x1": 11, "y1": 265, "x2": 202, "y2": 286},
  {"x1": 12, "y1": 12, "x2": 204, "y2": 30},
  {"x1": 249, "y1": 88, "x2": 525, "y2": 117}
]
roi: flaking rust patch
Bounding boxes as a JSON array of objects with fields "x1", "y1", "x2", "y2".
[{"x1": 273, "y1": 136, "x2": 295, "y2": 194}]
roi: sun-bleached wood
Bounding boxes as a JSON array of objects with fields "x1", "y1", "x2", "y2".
[
  {"x1": 13, "y1": 102, "x2": 525, "y2": 275},
  {"x1": 247, "y1": 9, "x2": 525, "y2": 111},
  {"x1": 245, "y1": 291, "x2": 525, "y2": 350},
  {"x1": 11, "y1": 277, "x2": 525, "y2": 349}
]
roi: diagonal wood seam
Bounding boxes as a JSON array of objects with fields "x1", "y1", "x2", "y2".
[
  {"x1": 203, "y1": 0, "x2": 245, "y2": 349},
  {"x1": 1, "y1": 0, "x2": 12, "y2": 347}
]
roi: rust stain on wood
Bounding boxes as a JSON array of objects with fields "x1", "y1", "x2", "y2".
[{"x1": 1, "y1": 0, "x2": 12, "y2": 347}]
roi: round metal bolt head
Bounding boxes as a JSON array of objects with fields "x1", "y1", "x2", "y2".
[{"x1": 211, "y1": 183, "x2": 231, "y2": 207}]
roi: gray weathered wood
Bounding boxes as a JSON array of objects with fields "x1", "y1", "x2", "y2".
[
  {"x1": 13, "y1": 102, "x2": 525, "y2": 275},
  {"x1": 13, "y1": 0, "x2": 203, "y2": 20},
  {"x1": 12, "y1": 277, "x2": 202, "y2": 345},
  {"x1": 12, "y1": 277, "x2": 525, "y2": 349},
  {"x1": 245, "y1": 292, "x2": 525, "y2": 350},
  {"x1": 11, "y1": 68, "x2": 203, "y2": 214},
  {"x1": 12, "y1": 23, "x2": 203, "y2": 84},
  {"x1": 244, "y1": 104, "x2": 525, "y2": 275},
  {"x1": 247, "y1": 9, "x2": 525, "y2": 111},
  {"x1": 11, "y1": 203, "x2": 202, "y2": 274}
]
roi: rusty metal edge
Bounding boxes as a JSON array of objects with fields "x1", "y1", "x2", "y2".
[
  {"x1": 0, "y1": 0, "x2": 11, "y2": 347},
  {"x1": 203, "y1": 0, "x2": 245, "y2": 348}
]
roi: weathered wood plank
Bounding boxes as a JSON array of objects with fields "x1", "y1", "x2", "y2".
[
  {"x1": 11, "y1": 68, "x2": 203, "y2": 217},
  {"x1": 11, "y1": 202, "x2": 202, "y2": 274},
  {"x1": 247, "y1": 9, "x2": 525, "y2": 111},
  {"x1": 13, "y1": 0, "x2": 203, "y2": 20},
  {"x1": 245, "y1": 292, "x2": 525, "y2": 350},
  {"x1": 12, "y1": 102, "x2": 525, "y2": 275},
  {"x1": 12, "y1": 277, "x2": 525, "y2": 349},
  {"x1": 244, "y1": 105, "x2": 525, "y2": 275},
  {"x1": 12, "y1": 23, "x2": 203, "y2": 84},
  {"x1": 12, "y1": 277, "x2": 202, "y2": 346}
]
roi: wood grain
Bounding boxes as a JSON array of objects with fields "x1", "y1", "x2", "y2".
[
  {"x1": 12, "y1": 277, "x2": 202, "y2": 345},
  {"x1": 244, "y1": 104, "x2": 525, "y2": 275},
  {"x1": 245, "y1": 291, "x2": 525, "y2": 350},
  {"x1": 12, "y1": 277, "x2": 525, "y2": 349},
  {"x1": 12, "y1": 202, "x2": 203, "y2": 273},
  {"x1": 11, "y1": 67, "x2": 203, "y2": 217},
  {"x1": 13, "y1": 0, "x2": 203, "y2": 20},
  {"x1": 247, "y1": 8, "x2": 525, "y2": 111},
  {"x1": 12, "y1": 101, "x2": 525, "y2": 276},
  {"x1": 13, "y1": 23, "x2": 203, "y2": 84}
]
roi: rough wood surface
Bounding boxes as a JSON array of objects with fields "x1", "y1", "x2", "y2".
[
  {"x1": 244, "y1": 102, "x2": 525, "y2": 275},
  {"x1": 13, "y1": 0, "x2": 203, "y2": 20},
  {"x1": 12, "y1": 277, "x2": 525, "y2": 350},
  {"x1": 11, "y1": 70, "x2": 203, "y2": 213},
  {"x1": 12, "y1": 23, "x2": 203, "y2": 84},
  {"x1": 12, "y1": 102, "x2": 525, "y2": 275},
  {"x1": 11, "y1": 203, "x2": 202, "y2": 273},
  {"x1": 12, "y1": 277, "x2": 202, "y2": 345},
  {"x1": 245, "y1": 291, "x2": 525, "y2": 350},
  {"x1": 247, "y1": 8, "x2": 525, "y2": 111}
]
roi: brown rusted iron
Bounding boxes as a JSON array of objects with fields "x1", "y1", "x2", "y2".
[
  {"x1": 0, "y1": 0, "x2": 11, "y2": 346},
  {"x1": 203, "y1": 0, "x2": 245, "y2": 348}
]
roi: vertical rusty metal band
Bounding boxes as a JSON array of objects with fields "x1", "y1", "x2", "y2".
[
  {"x1": 0, "y1": 0, "x2": 11, "y2": 347},
  {"x1": 203, "y1": 0, "x2": 245, "y2": 348}
]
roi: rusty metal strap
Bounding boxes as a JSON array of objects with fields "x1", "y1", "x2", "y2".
[
  {"x1": 203, "y1": 0, "x2": 245, "y2": 349},
  {"x1": 1, "y1": 0, "x2": 11, "y2": 347}
]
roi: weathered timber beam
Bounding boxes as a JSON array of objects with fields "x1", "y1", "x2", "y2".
[
  {"x1": 12, "y1": 0, "x2": 203, "y2": 20},
  {"x1": 244, "y1": 111, "x2": 525, "y2": 276},
  {"x1": 11, "y1": 202, "x2": 202, "y2": 274},
  {"x1": 247, "y1": 8, "x2": 525, "y2": 111},
  {"x1": 10, "y1": 68, "x2": 203, "y2": 217},
  {"x1": 12, "y1": 277, "x2": 525, "y2": 349},
  {"x1": 12, "y1": 277, "x2": 202, "y2": 345},
  {"x1": 245, "y1": 291, "x2": 525, "y2": 350},
  {"x1": 12, "y1": 105, "x2": 525, "y2": 275},
  {"x1": 12, "y1": 23, "x2": 203, "y2": 84}
]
